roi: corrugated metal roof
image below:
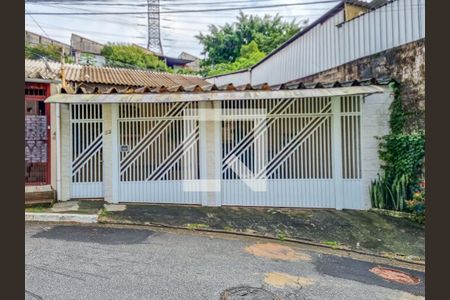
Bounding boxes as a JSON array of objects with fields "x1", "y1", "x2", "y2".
[{"x1": 25, "y1": 59, "x2": 209, "y2": 87}]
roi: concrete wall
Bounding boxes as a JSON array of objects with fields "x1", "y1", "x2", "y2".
[
  {"x1": 360, "y1": 90, "x2": 393, "y2": 208},
  {"x1": 71, "y1": 34, "x2": 103, "y2": 55},
  {"x1": 49, "y1": 83, "x2": 61, "y2": 191},
  {"x1": 25, "y1": 31, "x2": 71, "y2": 55},
  {"x1": 293, "y1": 39, "x2": 425, "y2": 131}
]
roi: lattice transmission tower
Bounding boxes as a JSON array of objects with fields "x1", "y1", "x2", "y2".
[{"x1": 147, "y1": 0, "x2": 163, "y2": 55}]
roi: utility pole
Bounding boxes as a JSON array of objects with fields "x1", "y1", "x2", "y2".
[
  {"x1": 147, "y1": 0, "x2": 163, "y2": 55},
  {"x1": 60, "y1": 48, "x2": 66, "y2": 89}
]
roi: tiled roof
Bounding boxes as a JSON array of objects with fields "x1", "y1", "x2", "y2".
[
  {"x1": 25, "y1": 59, "x2": 62, "y2": 80},
  {"x1": 60, "y1": 77, "x2": 394, "y2": 95},
  {"x1": 25, "y1": 59, "x2": 209, "y2": 88}
]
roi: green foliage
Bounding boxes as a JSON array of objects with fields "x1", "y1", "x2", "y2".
[
  {"x1": 370, "y1": 82, "x2": 426, "y2": 221},
  {"x1": 80, "y1": 53, "x2": 96, "y2": 66},
  {"x1": 101, "y1": 43, "x2": 169, "y2": 71},
  {"x1": 406, "y1": 181, "x2": 425, "y2": 224},
  {"x1": 370, "y1": 174, "x2": 409, "y2": 211},
  {"x1": 378, "y1": 132, "x2": 425, "y2": 186},
  {"x1": 276, "y1": 230, "x2": 287, "y2": 241},
  {"x1": 174, "y1": 67, "x2": 200, "y2": 76},
  {"x1": 25, "y1": 43, "x2": 72, "y2": 63},
  {"x1": 186, "y1": 223, "x2": 209, "y2": 230},
  {"x1": 196, "y1": 12, "x2": 302, "y2": 67},
  {"x1": 322, "y1": 241, "x2": 341, "y2": 249},
  {"x1": 205, "y1": 41, "x2": 266, "y2": 76}
]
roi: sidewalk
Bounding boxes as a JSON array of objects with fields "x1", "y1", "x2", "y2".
[{"x1": 26, "y1": 201, "x2": 425, "y2": 261}]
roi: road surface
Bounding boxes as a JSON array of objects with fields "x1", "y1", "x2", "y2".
[{"x1": 25, "y1": 222, "x2": 424, "y2": 300}]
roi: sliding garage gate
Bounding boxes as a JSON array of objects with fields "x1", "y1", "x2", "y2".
[
  {"x1": 68, "y1": 96, "x2": 363, "y2": 208},
  {"x1": 221, "y1": 96, "x2": 362, "y2": 208}
]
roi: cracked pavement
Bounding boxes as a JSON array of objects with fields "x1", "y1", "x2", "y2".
[{"x1": 25, "y1": 222, "x2": 425, "y2": 300}]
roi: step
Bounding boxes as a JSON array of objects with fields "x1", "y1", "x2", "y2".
[{"x1": 25, "y1": 190, "x2": 55, "y2": 205}]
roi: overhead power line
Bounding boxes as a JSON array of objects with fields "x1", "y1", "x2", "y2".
[
  {"x1": 26, "y1": 0, "x2": 326, "y2": 7},
  {"x1": 25, "y1": 0, "x2": 341, "y2": 15},
  {"x1": 25, "y1": 9, "x2": 51, "y2": 38}
]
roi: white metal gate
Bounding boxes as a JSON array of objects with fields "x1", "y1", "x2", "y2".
[
  {"x1": 221, "y1": 96, "x2": 363, "y2": 208},
  {"x1": 117, "y1": 103, "x2": 201, "y2": 203},
  {"x1": 70, "y1": 104, "x2": 104, "y2": 198}
]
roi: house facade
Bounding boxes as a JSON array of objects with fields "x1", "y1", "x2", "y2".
[
  {"x1": 25, "y1": 58, "x2": 208, "y2": 202},
  {"x1": 46, "y1": 78, "x2": 394, "y2": 210}
]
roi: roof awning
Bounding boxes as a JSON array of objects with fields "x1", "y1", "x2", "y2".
[{"x1": 45, "y1": 86, "x2": 386, "y2": 104}]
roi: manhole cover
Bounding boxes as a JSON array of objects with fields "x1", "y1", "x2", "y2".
[
  {"x1": 369, "y1": 267, "x2": 420, "y2": 285},
  {"x1": 220, "y1": 286, "x2": 282, "y2": 300}
]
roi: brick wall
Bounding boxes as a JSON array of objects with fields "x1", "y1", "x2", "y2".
[{"x1": 294, "y1": 39, "x2": 425, "y2": 131}]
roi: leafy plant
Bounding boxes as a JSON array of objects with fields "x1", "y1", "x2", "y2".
[
  {"x1": 25, "y1": 43, "x2": 72, "y2": 63},
  {"x1": 196, "y1": 12, "x2": 303, "y2": 68},
  {"x1": 276, "y1": 230, "x2": 287, "y2": 241},
  {"x1": 101, "y1": 43, "x2": 169, "y2": 71},
  {"x1": 205, "y1": 41, "x2": 266, "y2": 76},
  {"x1": 370, "y1": 82, "x2": 425, "y2": 217},
  {"x1": 322, "y1": 241, "x2": 341, "y2": 249},
  {"x1": 370, "y1": 174, "x2": 409, "y2": 211}
]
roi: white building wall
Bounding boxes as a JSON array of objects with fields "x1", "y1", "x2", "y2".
[
  {"x1": 360, "y1": 90, "x2": 393, "y2": 209},
  {"x1": 208, "y1": 0, "x2": 425, "y2": 86},
  {"x1": 55, "y1": 91, "x2": 393, "y2": 210},
  {"x1": 207, "y1": 70, "x2": 251, "y2": 87}
]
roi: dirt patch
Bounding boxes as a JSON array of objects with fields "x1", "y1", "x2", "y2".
[
  {"x1": 245, "y1": 243, "x2": 311, "y2": 261},
  {"x1": 104, "y1": 204, "x2": 425, "y2": 259},
  {"x1": 264, "y1": 272, "x2": 314, "y2": 288},
  {"x1": 369, "y1": 267, "x2": 420, "y2": 285}
]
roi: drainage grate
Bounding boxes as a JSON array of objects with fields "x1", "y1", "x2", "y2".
[
  {"x1": 220, "y1": 286, "x2": 282, "y2": 300},
  {"x1": 369, "y1": 267, "x2": 420, "y2": 285}
]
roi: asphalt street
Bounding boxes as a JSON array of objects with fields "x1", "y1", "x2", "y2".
[{"x1": 25, "y1": 222, "x2": 425, "y2": 300}]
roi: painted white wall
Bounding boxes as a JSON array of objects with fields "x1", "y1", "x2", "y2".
[
  {"x1": 59, "y1": 103, "x2": 71, "y2": 201},
  {"x1": 360, "y1": 90, "x2": 393, "y2": 209},
  {"x1": 55, "y1": 91, "x2": 393, "y2": 210}
]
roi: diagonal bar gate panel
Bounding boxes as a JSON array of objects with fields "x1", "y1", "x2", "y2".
[
  {"x1": 221, "y1": 96, "x2": 363, "y2": 208},
  {"x1": 70, "y1": 104, "x2": 104, "y2": 198},
  {"x1": 117, "y1": 103, "x2": 201, "y2": 203}
]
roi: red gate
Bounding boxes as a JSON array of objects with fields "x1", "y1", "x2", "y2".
[{"x1": 25, "y1": 82, "x2": 51, "y2": 185}]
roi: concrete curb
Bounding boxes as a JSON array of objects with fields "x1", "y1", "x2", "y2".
[
  {"x1": 25, "y1": 212, "x2": 98, "y2": 223},
  {"x1": 98, "y1": 217, "x2": 425, "y2": 267}
]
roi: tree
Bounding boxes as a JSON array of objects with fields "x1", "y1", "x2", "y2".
[
  {"x1": 196, "y1": 12, "x2": 303, "y2": 67},
  {"x1": 205, "y1": 41, "x2": 265, "y2": 76},
  {"x1": 25, "y1": 43, "x2": 73, "y2": 63},
  {"x1": 101, "y1": 44, "x2": 169, "y2": 71}
]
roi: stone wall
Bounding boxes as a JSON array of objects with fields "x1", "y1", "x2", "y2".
[{"x1": 294, "y1": 39, "x2": 425, "y2": 131}]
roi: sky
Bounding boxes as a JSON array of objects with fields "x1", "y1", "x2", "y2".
[{"x1": 25, "y1": 0, "x2": 348, "y2": 58}]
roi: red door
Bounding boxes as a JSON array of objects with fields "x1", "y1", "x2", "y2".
[{"x1": 25, "y1": 83, "x2": 51, "y2": 185}]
